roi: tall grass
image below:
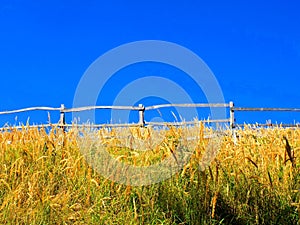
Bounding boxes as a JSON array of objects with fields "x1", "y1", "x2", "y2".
[{"x1": 0, "y1": 124, "x2": 299, "y2": 224}]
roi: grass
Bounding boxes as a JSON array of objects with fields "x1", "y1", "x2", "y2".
[{"x1": 0, "y1": 124, "x2": 299, "y2": 224}]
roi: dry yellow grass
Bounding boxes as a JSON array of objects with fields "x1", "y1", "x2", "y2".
[{"x1": 0, "y1": 124, "x2": 299, "y2": 224}]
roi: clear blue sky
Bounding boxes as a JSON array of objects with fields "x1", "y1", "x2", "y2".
[{"x1": 1, "y1": 0, "x2": 300, "y2": 126}]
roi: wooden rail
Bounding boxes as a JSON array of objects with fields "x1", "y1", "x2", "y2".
[
  {"x1": 145, "y1": 103, "x2": 229, "y2": 110},
  {"x1": 0, "y1": 106, "x2": 61, "y2": 115},
  {"x1": 230, "y1": 104, "x2": 300, "y2": 128},
  {"x1": 63, "y1": 105, "x2": 143, "y2": 113},
  {"x1": 0, "y1": 101, "x2": 300, "y2": 130},
  {"x1": 234, "y1": 107, "x2": 300, "y2": 112}
]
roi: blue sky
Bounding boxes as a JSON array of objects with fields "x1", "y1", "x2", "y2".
[{"x1": 0, "y1": 0, "x2": 300, "y2": 126}]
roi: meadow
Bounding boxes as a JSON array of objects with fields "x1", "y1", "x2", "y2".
[{"x1": 0, "y1": 124, "x2": 299, "y2": 224}]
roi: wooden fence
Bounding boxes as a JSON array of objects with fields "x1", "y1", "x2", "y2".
[
  {"x1": 0, "y1": 101, "x2": 300, "y2": 131},
  {"x1": 231, "y1": 103, "x2": 300, "y2": 128}
]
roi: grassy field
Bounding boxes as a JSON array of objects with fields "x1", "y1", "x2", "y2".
[{"x1": 0, "y1": 124, "x2": 299, "y2": 224}]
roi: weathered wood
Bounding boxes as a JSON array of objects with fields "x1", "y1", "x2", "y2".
[
  {"x1": 0, "y1": 107, "x2": 60, "y2": 115},
  {"x1": 234, "y1": 107, "x2": 300, "y2": 112},
  {"x1": 71, "y1": 123, "x2": 141, "y2": 128},
  {"x1": 235, "y1": 123, "x2": 300, "y2": 128},
  {"x1": 63, "y1": 105, "x2": 142, "y2": 113},
  {"x1": 0, "y1": 123, "x2": 59, "y2": 131},
  {"x1": 0, "y1": 103, "x2": 230, "y2": 115},
  {"x1": 0, "y1": 122, "x2": 143, "y2": 131},
  {"x1": 60, "y1": 104, "x2": 66, "y2": 131},
  {"x1": 138, "y1": 104, "x2": 145, "y2": 127},
  {"x1": 145, "y1": 103, "x2": 230, "y2": 110},
  {"x1": 146, "y1": 119, "x2": 230, "y2": 127},
  {"x1": 229, "y1": 101, "x2": 235, "y2": 129},
  {"x1": 2, "y1": 102, "x2": 300, "y2": 132}
]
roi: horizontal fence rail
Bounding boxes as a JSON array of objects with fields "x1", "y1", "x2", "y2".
[
  {"x1": 145, "y1": 119, "x2": 231, "y2": 127},
  {"x1": 234, "y1": 123, "x2": 300, "y2": 128},
  {"x1": 234, "y1": 107, "x2": 300, "y2": 112},
  {"x1": 145, "y1": 103, "x2": 229, "y2": 110},
  {"x1": 0, "y1": 106, "x2": 61, "y2": 115},
  {"x1": 64, "y1": 105, "x2": 144, "y2": 113},
  {"x1": 0, "y1": 101, "x2": 300, "y2": 131}
]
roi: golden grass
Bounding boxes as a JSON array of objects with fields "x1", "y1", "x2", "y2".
[{"x1": 0, "y1": 124, "x2": 299, "y2": 224}]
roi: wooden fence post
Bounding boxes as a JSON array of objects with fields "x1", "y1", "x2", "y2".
[
  {"x1": 138, "y1": 104, "x2": 145, "y2": 127},
  {"x1": 229, "y1": 101, "x2": 235, "y2": 129},
  {"x1": 60, "y1": 104, "x2": 66, "y2": 131}
]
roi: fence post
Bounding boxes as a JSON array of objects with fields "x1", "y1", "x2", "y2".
[
  {"x1": 138, "y1": 104, "x2": 145, "y2": 127},
  {"x1": 229, "y1": 101, "x2": 235, "y2": 129},
  {"x1": 60, "y1": 104, "x2": 66, "y2": 131}
]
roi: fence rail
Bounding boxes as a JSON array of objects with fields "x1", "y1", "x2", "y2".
[
  {"x1": 0, "y1": 101, "x2": 300, "y2": 131},
  {"x1": 234, "y1": 107, "x2": 300, "y2": 112},
  {"x1": 144, "y1": 103, "x2": 229, "y2": 110},
  {"x1": 63, "y1": 105, "x2": 143, "y2": 113},
  {"x1": 0, "y1": 106, "x2": 61, "y2": 115}
]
